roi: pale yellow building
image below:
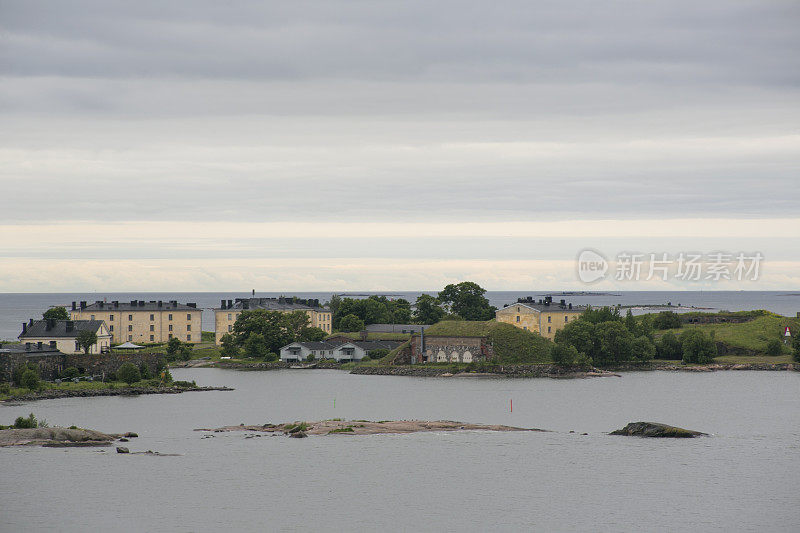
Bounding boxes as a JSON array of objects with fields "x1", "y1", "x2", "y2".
[
  {"x1": 70, "y1": 300, "x2": 202, "y2": 344},
  {"x1": 19, "y1": 318, "x2": 112, "y2": 354},
  {"x1": 495, "y1": 297, "x2": 584, "y2": 340},
  {"x1": 215, "y1": 297, "x2": 332, "y2": 344}
]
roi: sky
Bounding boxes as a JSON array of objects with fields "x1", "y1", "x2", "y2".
[{"x1": 1, "y1": 1, "x2": 799, "y2": 291}]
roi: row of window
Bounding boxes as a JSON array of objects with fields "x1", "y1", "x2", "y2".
[
  {"x1": 515, "y1": 315, "x2": 571, "y2": 323},
  {"x1": 110, "y1": 324, "x2": 190, "y2": 332},
  {"x1": 90, "y1": 313, "x2": 194, "y2": 321},
  {"x1": 126, "y1": 334, "x2": 192, "y2": 342}
]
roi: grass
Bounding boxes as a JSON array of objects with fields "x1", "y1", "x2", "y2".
[
  {"x1": 0, "y1": 378, "x2": 188, "y2": 401},
  {"x1": 657, "y1": 311, "x2": 799, "y2": 354},
  {"x1": 328, "y1": 427, "x2": 354, "y2": 433},
  {"x1": 326, "y1": 332, "x2": 411, "y2": 341},
  {"x1": 423, "y1": 320, "x2": 553, "y2": 363},
  {"x1": 713, "y1": 354, "x2": 793, "y2": 364}
]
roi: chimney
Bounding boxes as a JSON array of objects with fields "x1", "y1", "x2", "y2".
[
  {"x1": 158, "y1": 300, "x2": 163, "y2": 307},
  {"x1": 130, "y1": 300, "x2": 137, "y2": 306},
  {"x1": 66, "y1": 321, "x2": 74, "y2": 332},
  {"x1": 29, "y1": 318, "x2": 34, "y2": 327},
  {"x1": 72, "y1": 301, "x2": 77, "y2": 311},
  {"x1": 37, "y1": 341, "x2": 43, "y2": 349},
  {"x1": 49, "y1": 341, "x2": 57, "y2": 349},
  {"x1": 25, "y1": 342, "x2": 31, "y2": 351},
  {"x1": 22, "y1": 322, "x2": 27, "y2": 334},
  {"x1": 228, "y1": 300, "x2": 232, "y2": 309},
  {"x1": 220, "y1": 299, "x2": 226, "y2": 309},
  {"x1": 569, "y1": 303, "x2": 573, "y2": 309},
  {"x1": 113, "y1": 300, "x2": 119, "y2": 308},
  {"x1": 188, "y1": 303, "x2": 196, "y2": 308},
  {"x1": 560, "y1": 299, "x2": 566, "y2": 307},
  {"x1": 46, "y1": 319, "x2": 55, "y2": 331},
  {"x1": 80, "y1": 301, "x2": 86, "y2": 309}
]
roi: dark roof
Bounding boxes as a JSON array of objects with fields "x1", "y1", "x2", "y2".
[
  {"x1": 218, "y1": 297, "x2": 329, "y2": 313},
  {"x1": 0, "y1": 342, "x2": 62, "y2": 355},
  {"x1": 284, "y1": 340, "x2": 403, "y2": 351},
  {"x1": 499, "y1": 302, "x2": 586, "y2": 313},
  {"x1": 20, "y1": 319, "x2": 105, "y2": 339},
  {"x1": 286, "y1": 341, "x2": 337, "y2": 350},
  {"x1": 74, "y1": 300, "x2": 198, "y2": 311}
]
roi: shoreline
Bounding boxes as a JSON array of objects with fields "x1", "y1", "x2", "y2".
[{"x1": 1, "y1": 385, "x2": 233, "y2": 403}]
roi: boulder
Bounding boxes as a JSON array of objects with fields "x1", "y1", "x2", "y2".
[
  {"x1": 116, "y1": 446, "x2": 130, "y2": 453},
  {"x1": 289, "y1": 431, "x2": 308, "y2": 438},
  {"x1": 610, "y1": 422, "x2": 706, "y2": 438},
  {"x1": 124, "y1": 432, "x2": 138, "y2": 438}
]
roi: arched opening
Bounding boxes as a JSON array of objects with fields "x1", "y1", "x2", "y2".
[{"x1": 462, "y1": 351, "x2": 473, "y2": 363}]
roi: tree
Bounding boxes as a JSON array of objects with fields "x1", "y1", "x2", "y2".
[
  {"x1": 138, "y1": 362, "x2": 152, "y2": 380},
  {"x1": 61, "y1": 367, "x2": 80, "y2": 379},
  {"x1": 680, "y1": 329, "x2": 717, "y2": 364},
  {"x1": 166, "y1": 337, "x2": 182, "y2": 356},
  {"x1": 339, "y1": 314, "x2": 365, "y2": 332},
  {"x1": 652, "y1": 311, "x2": 683, "y2": 330},
  {"x1": 793, "y1": 334, "x2": 800, "y2": 363},
  {"x1": 12, "y1": 363, "x2": 38, "y2": 386},
  {"x1": 219, "y1": 333, "x2": 239, "y2": 357},
  {"x1": 630, "y1": 335, "x2": 656, "y2": 362},
  {"x1": 243, "y1": 333, "x2": 269, "y2": 358},
  {"x1": 595, "y1": 321, "x2": 633, "y2": 366},
  {"x1": 437, "y1": 282, "x2": 496, "y2": 321},
  {"x1": 117, "y1": 362, "x2": 141, "y2": 384},
  {"x1": 233, "y1": 310, "x2": 294, "y2": 354},
  {"x1": 413, "y1": 294, "x2": 447, "y2": 324},
  {"x1": 551, "y1": 342, "x2": 579, "y2": 365},
  {"x1": 625, "y1": 309, "x2": 637, "y2": 334},
  {"x1": 656, "y1": 332, "x2": 683, "y2": 360},
  {"x1": 554, "y1": 320, "x2": 598, "y2": 361},
  {"x1": 21, "y1": 369, "x2": 40, "y2": 390},
  {"x1": 765, "y1": 339, "x2": 783, "y2": 356},
  {"x1": 43, "y1": 307, "x2": 69, "y2": 320},
  {"x1": 299, "y1": 327, "x2": 326, "y2": 342},
  {"x1": 582, "y1": 306, "x2": 622, "y2": 324},
  {"x1": 76, "y1": 330, "x2": 98, "y2": 354}
]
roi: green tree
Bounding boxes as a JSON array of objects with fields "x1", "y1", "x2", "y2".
[
  {"x1": 117, "y1": 362, "x2": 141, "y2": 384},
  {"x1": 554, "y1": 320, "x2": 598, "y2": 361},
  {"x1": 43, "y1": 307, "x2": 69, "y2": 320},
  {"x1": 76, "y1": 329, "x2": 98, "y2": 354},
  {"x1": 413, "y1": 294, "x2": 447, "y2": 324},
  {"x1": 283, "y1": 311, "x2": 311, "y2": 340},
  {"x1": 21, "y1": 369, "x2": 40, "y2": 390},
  {"x1": 437, "y1": 282, "x2": 496, "y2": 321},
  {"x1": 793, "y1": 334, "x2": 800, "y2": 363},
  {"x1": 166, "y1": 337, "x2": 182, "y2": 356},
  {"x1": 12, "y1": 363, "x2": 38, "y2": 386},
  {"x1": 339, "y1": 314, "x2": 365, "y2": 332},
  {"x1": 233, "y1": 310, "x2": 294, "y2": 354},
  {"x1": 243, "y1": 333, "x2": 269, "y2": 358},
  {"x1": 630, "y1": 335, "x2": 656, "y2": 362},
  {"x1": 656, "y1": 332, "x2": 683, "y2": 360},
  {"x1": 595, "y1": 321, "x2": 633, "y2": 366},
  {"x1": 624, "y1": 309, "x2": 637, "y2": 334},
  {"x1": 582, "y1": 306, "x2": 622, "y2": 324},
  {"x1": 765, "y1": 339, "x2": 783, "y2": 356},
  {"x1": 138, "y1": 362, "x2": 152, "y2": 380},
  {"x1": 551, "y1": 342, "x2": 579, "y2": 365},
  {"x1": 61, "y1": 367, "x2": 80, "y2": 379},
  {"x1": 652, "y1": 311, "x2": 683, "y2": 330},
  {"x1": 219, "y1": 333, "x2": 240, "y2": 357},
  {"x1": 680, "y1": 329, "x2": 717, "y2": 364},
  {"x1": 299, "y1": 327, "x2": 327, "y2": 342}
]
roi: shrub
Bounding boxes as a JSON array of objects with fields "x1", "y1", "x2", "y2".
[
  {"x1": 765, "y1": 339, "x2": 783, "y2": 356},
  {"x1": 0, "y1": 383, "x2": 10, "y2": 395},
  {"x1": 794, "y1": 335, "x2": 800, "y2": 363},
  {"x1": 166, "y1": 337, "x2": 182, "y2": 356},
  {"x1": 368, "y1": 349, "x2": 389, "y2": 359},
  {"x1": 173, "y1": 380, "x2": 196, "y2": 388},
  {"x1": 656, "y1": 332, "x2": 683, "y2": 360},
  {"x1": 681, "y1": 329, "x2": 717, "y2": 364},
  {"x1": 219, "y1": 333, "x2": 239, "y2": 358},
  {"x1": 105, "y1": 372, "x2": 117, "y2": 382},
  {"x1": 360, "y1": 355, "x2": 371, "y2": 362},
  {"x1": 243, "y1": 333, "x2": 269, "y2": 358},
  {"x1": 138, "y1": 362, "x2": 152, "y2": 380},
  {"x1": 652, "y1": 311, "x2": 683, "y2": 330},
  {"x1": 631, "y1": 336, "x2": 656, "y2": 362},
  {"x1": 161, "y1": 368, "x2": 173, "y2": 383},
  {"x1": 21, "y1": 369, "x2": 40, "y2": 391},
  {"x1": 14, "y1": 413, "x2": 39, "y2": 429},
  {"x1": 306, "y1": 353, "x2": 315, "y2": 362},
  {"x1": 338, "y1": 314, "x2": 365, "y2": 333},
  {"x1": 264, "y1": 352, "x2": 279, "y2": 362},
  {"x1": 551, "y1": 342, "x2": 579, "y2": 365},
  {"x1": 117, "y1": 362, "x2": 141, "y2": 384},
  {"x1": 12, "y1": 363, "x2": 38, "y2": 387},
  {"x1": 61, "y1": 367, "x2": 80, "y2": 379}
]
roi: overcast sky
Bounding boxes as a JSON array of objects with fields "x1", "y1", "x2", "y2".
[{"x1": 1, "y1": 1, "x2": 798, "y2": 291}]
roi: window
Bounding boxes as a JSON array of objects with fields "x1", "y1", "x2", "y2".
[
  {"x1": 523, "y1": 326, "x2": 528, "y2": 331},
  {"x1": 517, "y1": 307, "x2": 520, "y2": 312},
  {"x1": 149, "y1": 325, "x2": 154, "y2": 331},
  {"x1": 168, "y1": 314, "x2": 173, "y2": 321},
  {"x1": 547, "y1": 326, "x2": 551, "y2": 333},
  {"x1": 128, "y1": 314, "x2": 133, "y2": 321},
  {"x1": 109, "y1": 314, "x2": 114, "y2": 321},
  {"x1": 169, "y1": 325, "x2": 173, "y2": 332},
  {"x1": 516, "y1": 316, "x2": 520, "y2": 323},
  {"x1": 128, "y1": 335, "x2": 132, "y2": 341},
  {"x1": 228, "y1": 325, "x2": 232, "y2": 332},
  {"x1": 187, "y1": 335, "x2": 191, "y2": 341},
  {"x1": 75, "y1": 341, "x2": 80, "y2": 351},
  {"x1": 565, "y1": 316, "x2": 569, "y2": 322},
  {"x1": 90, "y1": 314, "x2": 95, "y2": 320},
  {"x1": 547, "y1": 316, "x2": 552, "y2": 323},
  {"x1": 128, "y1": 325, "x2": 132, "y2": 332},
  {"x1": 168, "y1": 333, "x2": 173, "y2": 339},
  {"x1": 187, "y1": 314, "x2": 191, "y2": 321},
  {"x1": 187, "y1": 325, "x2": 191, "y2": 331},
  {"x1": 150, "y1": 335, "x2": 154, "y2": 342},
  {"x1": 227, "y1": 313, "x2": 232, "y2": 320},
  {"x1": 109, "y1": 325, "x2": 114, "y2": 332},
  {"x1": 150, "y1": 314, "x2": 154, "y2": 321}
]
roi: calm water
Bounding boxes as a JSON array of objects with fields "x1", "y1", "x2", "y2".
[
  {"x1": 1, "y1": 369, "x2": 799, "y2": 532},
  {"x1": 1, "y1": 291, "x2": 799, "y2": 341}
]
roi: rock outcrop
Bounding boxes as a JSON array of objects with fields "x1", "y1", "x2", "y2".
[
  {"x1": 0, "y1": 427, "x2": 119, "y2": 447},
  {"x1": 610, "y1": 422, "x2": 707, "y2": 438}
]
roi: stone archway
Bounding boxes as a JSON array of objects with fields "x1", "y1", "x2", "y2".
[
  {"x1": 450, "y1": 351, "x2": 460, "y2": 363},
  {"x1": 462, "y1": 350, "x2": 473, "y2": 363},
  {"x1": 437, "y1": 350, "x2": 447, "y2": 362}
]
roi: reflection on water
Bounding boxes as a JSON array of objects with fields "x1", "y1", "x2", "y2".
[{"x1": 1, "y1": 369, "x2": 799, "y2": 532}]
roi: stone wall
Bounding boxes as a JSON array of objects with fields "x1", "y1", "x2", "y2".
[
  {"x1": 410, "y1": 335, "x2": 494, "y2": 363},
  {"x1": 0, "y1": 352, "x2": 164, "y2": 381}
]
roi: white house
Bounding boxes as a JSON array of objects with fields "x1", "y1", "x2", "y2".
[
  {"x1": 19, "y1": 318, "x2": 112, "y2": 355},
  {"x1": 280, "y1": 340, "x2": 402, "y2": 363}
]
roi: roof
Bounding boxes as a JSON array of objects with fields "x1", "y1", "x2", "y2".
[
  {"x1": 365, "y1": 324, "x2": 425, "y2": 333},
  {"x1": 74, "y1": 300, "x2": 198, "y2": 311},
  {"x1": 282, "y1": 340, "x2": 403, "y2": 351},
  {"x1": 115, "y1": 342, "x2": 143, "y2": 349},
  {"x1": 497, "y1": 302, "x2": 585, "y2": 314},
  {"x1": 20, "y1": 319, "x2": 105, "y2": 339},
  {"x1": 218, "y1": 297, "x2": 330, "y2": 313},
  {"x1": 0, "y1": 342, "x2": 62, "y2": 355}
]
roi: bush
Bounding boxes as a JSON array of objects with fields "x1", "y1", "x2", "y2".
[
  {"x1": 360, "y1": 355, "x2": 371, "y2": 362},
  {"x1": 117, "y1": 362, "x2": 141, "y2": 384},
  {"x1": 264, "y1": 352, "x2": 279, "y2": 362},
  {"x1": 219, "y1": 333, "x2": 239, "y2": 358},
  {"x1": 61, "y1": 367, "x2": 80, "y2": 379},
  {"x1": 14, "y1": 413, "x2": 39, "y2": 428},
  {"x1": 338, "y1": 314, "x2": 365, "y2": 333},
  {"x1": 12, "y1": 363, "x2": 38, "y2": 387},
  {"x1": 681, "y1": 329, "x2": 717, "y2": 364},
  {"x1": 551, "y1": 342, "x2": 579, "y2": 365},
  {"x1": 652, "y1": 311, "x2": 683, "y2": 330},
  {"x1": 139, "y1": 362, "x2": 152, "y2": 380},
  {"x1": 105, "y1": 372, "x2": 117, "y2": 382},
  {"x1": 368, "y1": 349, "x2": 389, "y2": 360},
  {"x1": 0, "y1": 383, "x2": 10, "y2": 395},
  {"x1": 306, "y1": 353, "x2": 315, "y2": 362},
  {"x1": 166, "y1": 337, "x2": 182, "y2": 356},
  {"x1": 243, "y1": 333, "x2": 269, "y2": 358},
  {"x1": 765, "y1": 339, "x2": 783, "y2": 356},
  {"x1": 21, "y1": 369, "x2": 40, "y2": 391},
  {"x1": 794, "y1": 335, "x2": 800, "y2": 363},
  {"x1": 631, "y1": 336, "x2": 656, "y2": 362},
  {"x1": 161, "y1": 368, "x2": 173, "y2": 383},
  {"x1": 173, "y1": 380, "x2": 196, "y2": 388}
]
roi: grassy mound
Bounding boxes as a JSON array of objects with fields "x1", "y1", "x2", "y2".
[{"x1": 423, "y1": 321, "x2": 553, "y2": 363}]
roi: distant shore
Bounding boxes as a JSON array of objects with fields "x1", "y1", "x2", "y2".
[{"x1": 1, "y1": 385, "x2": 233, "y2": 403}]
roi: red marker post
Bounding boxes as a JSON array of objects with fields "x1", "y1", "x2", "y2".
[{"x1": 510, "y1": 399, "x2": 513, "y2": 413}]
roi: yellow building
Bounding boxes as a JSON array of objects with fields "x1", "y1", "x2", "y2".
[
  {"x1": 495, "y1": 297, "x2": 584, "y2": 340},
  {"x1": 19, "y1": 318, "x2": 112, "y2": 354},
  {"x1": 70, "y1": 300, "x2": 202, "y2": 344},
  {"x1": 215, "y1": 297, "x2": 332, "y2": 344}
]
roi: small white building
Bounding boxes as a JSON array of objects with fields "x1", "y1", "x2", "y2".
[
  {"x1": 280, "y1": 340, "x2": 402, "y2": 363},
  {"x1": 19, "y1": 319, "x2": 112, "y2": 355}
]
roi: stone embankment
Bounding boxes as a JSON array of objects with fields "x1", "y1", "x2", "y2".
[
  {"x1": 350, "y1": 364, "x2": 617, "y2": 379},
  {"x1": 3, "y1": 385, "x2": 232, "y2": 403}
]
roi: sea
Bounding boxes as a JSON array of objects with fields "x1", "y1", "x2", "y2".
[
  {"x1": 1, "y1": 291, "x2": 798, "y2": 341},
  {"x1": 1, "y1": 368, "x2": 798, "y2": 532}
]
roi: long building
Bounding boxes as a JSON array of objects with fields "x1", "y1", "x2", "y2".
[
  {"x1": 215, "y1": 297, "x2": 332, "y2": 344},
  {"x1": 495, "y1": 296, "x2": 584, "y2": 340},
  {"x1": 70, "y1": 300, "x2": 201, "y2": 344}
]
